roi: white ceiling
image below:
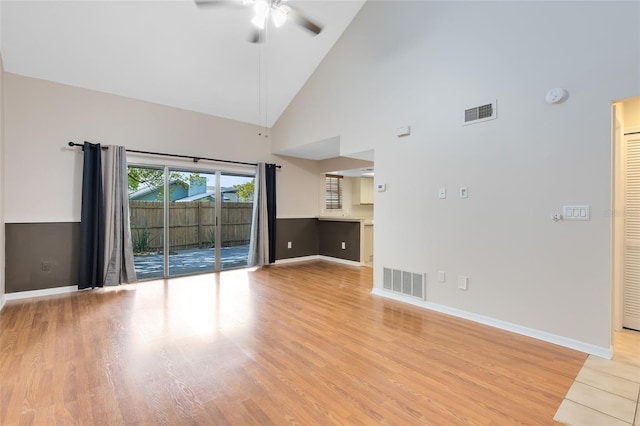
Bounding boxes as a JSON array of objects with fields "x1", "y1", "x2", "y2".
[
  {"x1": 0, "y1": 0, "x2": 365, "y2": 128},
  {"x1": 275, "y1": 136, "x2": 341, "y2": 160}
]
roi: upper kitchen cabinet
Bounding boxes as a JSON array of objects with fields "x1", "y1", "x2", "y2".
[{"x1": 353, "y1": 177, "x2": 374, "y2": 205}]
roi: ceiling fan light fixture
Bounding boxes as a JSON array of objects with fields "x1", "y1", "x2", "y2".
[
  {"x1": 251, "y1": 0, "x2": 269, "y2": 29},
  {"x1": 251, "y1": 14, "x2": 266, "y2": 29},
  {"x1": 271, "y1": 5, "x2": 289, "y2": 28}
]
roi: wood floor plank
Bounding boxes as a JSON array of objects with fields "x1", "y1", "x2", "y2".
[{"x1": 0, "y1": 260, "x2": 586, "y2": 424}]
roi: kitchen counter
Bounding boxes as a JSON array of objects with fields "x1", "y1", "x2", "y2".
[{"x1": 318, "y1": 216, "x2": 374, "y2": 225}]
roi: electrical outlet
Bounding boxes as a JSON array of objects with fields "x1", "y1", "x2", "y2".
[
  {"x1": 341, "y1": 242, "x2": 346, "y2": 250},
  {"x1": 437, "y1": 271, "x2": 446, "y2": 283},
  {"x1": 287, "y1": 241, "x2": 292, "y2": 249},
  {"x1": 458, "y1": 275, "x2": 468, "y2": 291},
  {"x1": 41, "y1": 261, "x2": 51, "y2": 272}
]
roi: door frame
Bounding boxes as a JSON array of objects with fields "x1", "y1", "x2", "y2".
[
  {"x1": 611, "y1": 98, "x2": 640, "y2": 333},
  {"x1": 611, "y1": 103, "x2": 624, "y2": 334},
  {"x1": 128, "y1": 155, "x2": 256, "y2": 279}
]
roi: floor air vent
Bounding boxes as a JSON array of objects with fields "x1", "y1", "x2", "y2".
[
  {"x1": 463, "y1": 100, "x2": 497, "y2": 125},
  {"x1": 383, "y1": 267, "x2": 425, "y2": 300}
]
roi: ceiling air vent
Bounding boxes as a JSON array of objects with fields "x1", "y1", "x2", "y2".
[{"x1": 463, "y1": 100, "x2": 497, "y2": 125}]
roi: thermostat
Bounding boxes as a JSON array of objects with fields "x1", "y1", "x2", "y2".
[{"x1": 377, "y1": 183, "x2": 387, "y2": 192}]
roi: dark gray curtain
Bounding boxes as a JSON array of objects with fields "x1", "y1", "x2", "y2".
[
  {"x1": 265, "y1": 163, "x2": 277, "y2": 264},
  {"x1": 79, "y1": 142, "x2": 105, "y2": 289},
  {"x1": 248, "y1": 163, "x2": 277, "y2": 266},
  {"x1": 104, "y1": 146, "x2": 137, "y2": 285}
]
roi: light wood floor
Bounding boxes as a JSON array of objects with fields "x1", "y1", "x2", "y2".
[{"x1": 0, "y1": 261, "x2": 587, "y2": 425}]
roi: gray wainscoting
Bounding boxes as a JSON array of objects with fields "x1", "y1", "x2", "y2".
[
  {"x1": 4, "y1": 218, "x2": 362, "y2": 293},
  {"x1": 318, "y1": 220, "x2": 360, "y2": 262},
  {"x1": 275, "y1": 218, "x2": 319, "y2": 260},
  {"x1": 276, "y1": 218, "x2": 361, "y2": 262},
  {"x1": 5, "y1": 222, "x2": 81, "y2": 293}
]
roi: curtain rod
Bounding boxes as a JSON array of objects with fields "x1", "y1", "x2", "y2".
[{"x1": 68, "y1": 142, "x2": 281, "y2": 168}]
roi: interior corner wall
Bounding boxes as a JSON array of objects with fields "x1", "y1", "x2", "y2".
[{"x1": 272, "y1": 1, "x2": 640, "y2": 351}]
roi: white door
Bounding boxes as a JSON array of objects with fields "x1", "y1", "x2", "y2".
[{"x1": 623, "y1": 132, "x2": 640, "y2": 330}]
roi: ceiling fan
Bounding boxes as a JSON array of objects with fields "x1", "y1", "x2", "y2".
[{"x1": 195, "y1": 0, "x2": 324, "y2": 43}]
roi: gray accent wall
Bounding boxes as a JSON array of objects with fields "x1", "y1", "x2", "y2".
[
  {"x1": 318, "y1": 220, "x2": 360, "y2": 262},
  {"x1": 277, "y1": 218, "x2": 361, "y2": 263},
  {"x1": 5, "y1": 218, "x2": 362, "y2": 293},
  {"x1": 276, "y1": 218, "x2": 319, "y2": 260},
  {"x1": 5, "y1": 222, "x2": 81, "y2": 293}
]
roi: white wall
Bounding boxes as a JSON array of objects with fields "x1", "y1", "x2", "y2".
[
  {"x1": 0, "y1": 53, "x2": 5, "y2": 310},
  {"x1": 0, "y1": 0, "x2": 5, "y2": 311},
  {"x1": 273, "y1": 1, "x2": 640, "y2": 351},
  {"x1": 3, "y1": 73, "x2": 319, "y2": 222},
  {"x1": 273, "y1": 155, "x2": 320, "y2": 218}
]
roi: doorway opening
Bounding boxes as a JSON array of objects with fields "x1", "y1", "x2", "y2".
[{"x1": 611, "y1": 96, "x2": 640, "y2": 345}]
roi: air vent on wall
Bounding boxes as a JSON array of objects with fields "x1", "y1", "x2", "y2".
[
  {"x1": 383, "y1": 267, "x2": 425, "y2": 300},
  {"x1": 463, "y1": 100, "x2": 497, "y2": 125}
]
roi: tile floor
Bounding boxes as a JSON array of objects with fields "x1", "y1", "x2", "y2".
[{"x1": 554, "y1": 329, "x2": 640, "y2": 425}]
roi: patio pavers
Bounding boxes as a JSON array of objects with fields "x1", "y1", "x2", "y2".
[{"x1": 133, "y1": 245, "x2": 250, "y2": 280}]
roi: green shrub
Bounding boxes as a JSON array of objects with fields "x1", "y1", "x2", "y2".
[{"x1": 132, "y1": 226, "x2": 156, "y2": 254}]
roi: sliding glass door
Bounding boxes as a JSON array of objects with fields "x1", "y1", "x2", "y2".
[
  {"x1": 168, "y1": 170, "x2": 217, "y2": 277},
  {"x1": 128, "y1": 166, "x2": 166, "y2": 280},
  {"x1": 128, "y1": 165, "x2": 255, "y2": 279},
  {"x1": 219, "y1": 173, "x2": 254, "y2": 270}
]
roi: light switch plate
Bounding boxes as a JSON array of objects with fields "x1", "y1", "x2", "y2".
[
  {"x1": 458, "y1": 275, "x2": 468, "y2": 290},
  {"x1": 439, "y1": 188, "x2": 446, "y2": 199},
  {"x1": 562, "y1": 205, "x2": 590, "y2": 221}
]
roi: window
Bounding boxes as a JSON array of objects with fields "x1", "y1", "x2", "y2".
[{"x1": 325, "y1": 174, "x2": 343, "y2": 210}]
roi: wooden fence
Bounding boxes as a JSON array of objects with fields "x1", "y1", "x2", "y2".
[{"x1": 129, "y1": 201, "x2": 253, "y2": 253}]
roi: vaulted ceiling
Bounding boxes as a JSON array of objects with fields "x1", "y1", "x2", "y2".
[{"x1": 0, "y1": 0, "x2": 365, "y2": 128}]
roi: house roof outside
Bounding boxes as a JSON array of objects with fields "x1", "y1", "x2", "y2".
[
  {"x1": 176, "y1": 187, "x2": 240, "y2": 202},
  {"x1": 128, "y1": 179, "x2": 188, "y2": 201},
  {"x1": 130, "y1": 181, "x2": 240, "y2": 203}
]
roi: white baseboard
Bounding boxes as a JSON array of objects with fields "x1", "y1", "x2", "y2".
[
  {"x1": 275, "y1": 255, "x2": 362, "y2": 267},
  {"x1": 318, "y1": 256, "x2": 361, "y2": 267},
  {"x1": 275, "y1": 255, "x2": 322, "y2": 265},
  {"x1": 5, "y1": 285, "x2": 78, "y2": 302},
  {"x1": 0, "y1": 294, "x2": 6, "y2": 312},
  {"x1": 371, "y1": 288, "x2": 612, "y2": 359}
]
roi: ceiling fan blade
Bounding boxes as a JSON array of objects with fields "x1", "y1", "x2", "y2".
[
  {"x1": 287, "y1": 5, "x2": 323, "y2": 35},
  {"x1": 249, "y1": 28, "x2": 264, "y2": 43},
  {"x1": 194, "y1": 0, "x2": 245, "y2": 8}
]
